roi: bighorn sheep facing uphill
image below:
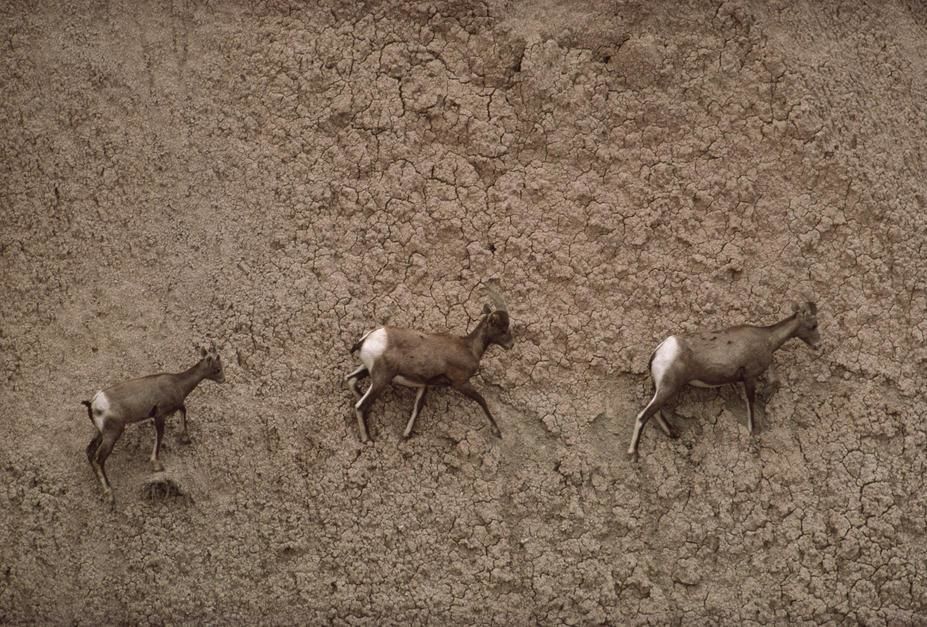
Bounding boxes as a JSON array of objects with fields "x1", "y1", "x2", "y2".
[
  {"x1": 628, "y1": 302, "x2": 820, "y2": 459},
  {"x1": 81, "y1": 343, "x2": 225, "y2": 503},
  {"x1": 345, "y1": 282, "x2": 514, "y2": 442}
]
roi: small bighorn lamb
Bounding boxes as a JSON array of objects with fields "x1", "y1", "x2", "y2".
[
  {"x1": 345, "y1": 283, "x2": 514, "y2": 442},
  {"x1": 627, "y1": 301, "x2": 820, "y2": 459},
  {"x1": 81, "y1": 343, "x2": 225, "y2": 503}
]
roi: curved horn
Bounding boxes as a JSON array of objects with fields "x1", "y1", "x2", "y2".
[{"x1": 486, "y1": 280, "x2": 508, "y2": 312}]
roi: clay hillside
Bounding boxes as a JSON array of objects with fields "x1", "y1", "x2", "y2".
[{"x1": 2, "y1": 0, "x2": 926, "y2": 623}]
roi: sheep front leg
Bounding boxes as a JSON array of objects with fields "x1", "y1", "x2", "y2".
[
  {"x1": 742, "y1": 378, "x2": 757, "y2": 434},
  {"x1": 151, "y1": 413, "x2": 166, "y2": 472},
  {"x1": 403, "y1": 386, "x2": 428, "y2": 439},
  {"x1": 177, "y1": 404, "x2": 191, "y2": 445},
  {"x1": 764, "y1": 364, "x2": 781, "y2": 398},
  {"x1": 452, "y1": 381, "x2": 502, "y2": 438}
]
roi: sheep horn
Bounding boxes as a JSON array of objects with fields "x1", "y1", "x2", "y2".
[{"x1": 486, "y1": 280, "x2": 508, "y2": 313}]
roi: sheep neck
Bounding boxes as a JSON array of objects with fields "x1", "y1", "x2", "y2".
[
  {"x1": 465, "y1": 318, "x2": 492, "y2": 359},
  {"x1": 176, "y1": 360, "x2": 209, "y2": 398},
  {"x1": 765, "y1": 314, "x2": 801, "y2": 353}
]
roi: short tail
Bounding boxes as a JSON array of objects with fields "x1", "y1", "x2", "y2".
[
  {"x1": 350, "y1": 330, "x2": 372, "y2": 354},
  {"x1": 80, "y1": 400, "x2": 93, "y2": 423},
  {"x1": 646, "y1": 347, "x2": 659, "y2": 393}
]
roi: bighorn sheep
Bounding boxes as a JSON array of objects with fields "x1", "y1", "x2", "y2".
[
  {"x1": 81, "y1": 343, "x2": 225, "y2": 503},
  {"x1": 345, "y1": 282, "x2": 514, "y2": 442},
  {"x1": 627, "y1": 301, "x2": 820, "y2": 459}
]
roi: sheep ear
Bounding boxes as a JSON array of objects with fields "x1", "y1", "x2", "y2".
[
  {"x1": 792, "y1": 302, "x2": 800, "y2": 314},
  {"x1": 808, "y1": 301, "x2": 817, "y2": 315},
  {"x1": 482, "y1": 303, "x2": 492, "y2": 315},
  {"x1": 199, "y1": 346, "x2": 207, "y2": 358}
]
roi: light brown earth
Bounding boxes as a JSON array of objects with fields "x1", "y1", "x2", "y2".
[{"x1": 2, "y1": 0, "x2": 926, "y2": 623}]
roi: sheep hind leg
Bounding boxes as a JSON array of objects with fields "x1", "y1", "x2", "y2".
[
  {"x1": 86, "y1": 433, "x2": 102, "y2": 464},
  {"x1": 403, "y1": 386, "x2": 428, "y2": 439},
  {"x1": 654, "y1": 410, "x2": 679, "y2": 439},
  {"x1": 627, "y1": 387, "x2": 675, "y2": 460},
  {"x1": 345, "y1": 366, "x2": 369, "y2": 400},
  {"x1": 354, "y1": 368, "x2": 390, "y2": 443},
  {"x1": 91, "y1": 422, "x2": 125, "y2": 505}
]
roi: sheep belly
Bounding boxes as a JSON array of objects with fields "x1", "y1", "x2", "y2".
[
  {"x1": 102, "y1": 376, "x2": 183, "y2": 423},
  {"x1": 689, "y1": 379, "x2": 724, "y2": 388},
  {"x1": 393, "y1": 375, "x2": 426, "y2": 388}
]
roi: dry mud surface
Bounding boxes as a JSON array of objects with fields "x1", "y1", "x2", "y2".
[{"x1": 2, "y1": 0, "x2": 927, "y2": 624}]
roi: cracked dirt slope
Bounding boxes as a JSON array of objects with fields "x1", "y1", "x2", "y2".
[{"x1": 2, "y1": 0, "x2": 926, "y2": 623}]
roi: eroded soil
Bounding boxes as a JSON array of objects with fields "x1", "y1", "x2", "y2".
[{"x1": 2, "y1": 0, "x2": 926, "y2": 623}]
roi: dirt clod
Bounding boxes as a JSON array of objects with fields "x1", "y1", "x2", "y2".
[{"x1": 141, "y1": 474, "x2": 188, "y2": 502}]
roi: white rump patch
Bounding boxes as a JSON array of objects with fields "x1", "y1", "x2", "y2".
[
  {"x1": 90, "y1": 390, "x2": 109, "y2": 432},
  {"x1": 650, "y1": 336, "x2": 680, "y2": 386},
  {"x1": 359, "y1": 328, "x2": 388, "y2": 371}
]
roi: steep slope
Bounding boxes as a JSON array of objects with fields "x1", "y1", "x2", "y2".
[{"x1": 1, "y1": 0, "x2": 925, "y2": 623}]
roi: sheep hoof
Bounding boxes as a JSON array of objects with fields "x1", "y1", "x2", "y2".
[
  {"x1": 151, "y1": 460, "x2": 165, "y2": 473},
  {"x1": 627, "y1": 450, "x2": 639, "y2": 462},
  {"x1": 103, "y1": 490, "x2": 115, "y2": 507}
]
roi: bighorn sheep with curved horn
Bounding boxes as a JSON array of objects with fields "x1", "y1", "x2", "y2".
[
  {"x1": 345, "y1": 281, "x2": 514, "y2": 442},
  {"x1": 627, "y1": 301, "x2": 821, "y2": 459}
]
